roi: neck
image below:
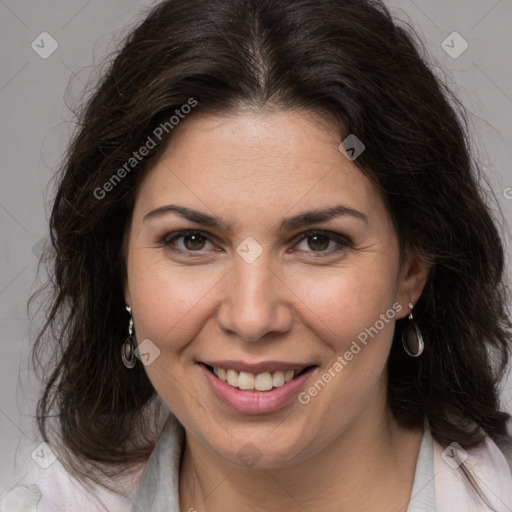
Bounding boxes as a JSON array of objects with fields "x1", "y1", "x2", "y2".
[{"x1": 179, "y1": 399, "x2": 423, "y2": 512}]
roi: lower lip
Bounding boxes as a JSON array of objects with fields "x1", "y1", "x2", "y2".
[{"x1": 198, "y1": 364, "x2": 317, "y2": 414}]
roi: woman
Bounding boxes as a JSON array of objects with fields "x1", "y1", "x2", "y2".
[{"x1": 3, "y1": 0, "x2": 512, "y2": 510}]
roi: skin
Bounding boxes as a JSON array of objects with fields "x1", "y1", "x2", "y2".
[{"x1": 124, "y1": 108, "x2": 430, "y2": 511}]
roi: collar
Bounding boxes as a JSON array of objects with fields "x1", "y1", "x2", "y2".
[
  {"x1": 131, "y1": 414, "x2": 512, "y2": 511},
  {"x1": 131, "y1": 414, "x2": 184, "y2": 512}
]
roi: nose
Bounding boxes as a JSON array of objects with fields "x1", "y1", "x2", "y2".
[{"x1": 216, "y1": 255, "x2": 293, "y2": 342}]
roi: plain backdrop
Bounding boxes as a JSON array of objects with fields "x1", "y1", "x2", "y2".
[{"x1": 1, "y1": 0, "x2": 511, "y2": 490}]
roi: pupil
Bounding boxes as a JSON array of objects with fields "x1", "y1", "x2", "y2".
[
  {"x1": 185, "y1": 234, "x2": 205, "y2": 250},
  {"x1": 308, "y1": 235, "x2": 329, "y2": 251}
]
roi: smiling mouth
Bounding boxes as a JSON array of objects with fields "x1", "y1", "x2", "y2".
[{"x1": 203, "y1": 364, "x2": 316, "y2": 392}]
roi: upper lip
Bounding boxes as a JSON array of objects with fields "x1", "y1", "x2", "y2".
[{"x1": 200, "y1": 360, "x2": 316, "y2": 374}]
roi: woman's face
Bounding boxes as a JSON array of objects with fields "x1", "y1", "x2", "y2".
[{"x1": 124, "y1": 109, "x2": 427, "y2": 468}]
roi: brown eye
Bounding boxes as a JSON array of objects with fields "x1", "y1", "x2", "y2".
[
  {"x1": 182, "y1": 233, "x2": 207, "y2": 250},
  {"x1": 162, "y1": 230, "x2": 215, "y2": 254},
  {"x1": 293, "y1": 230, "x2": 351, "y2": 256},
  {"x1": 306, "y1": 234, "x2": 331, "y2": 251}
]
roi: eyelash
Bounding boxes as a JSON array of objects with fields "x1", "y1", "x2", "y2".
[{"x1": 159, "y1": 229, "x2": 352, "y2": 258}]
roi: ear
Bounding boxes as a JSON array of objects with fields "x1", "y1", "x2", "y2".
[{"x1": 395, "y1": 249, "x2": 431, "y2": 320}]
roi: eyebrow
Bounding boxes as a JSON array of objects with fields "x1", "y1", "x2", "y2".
[{"x1": 143, "y1": 203, "x2": 368, "y2": 231}]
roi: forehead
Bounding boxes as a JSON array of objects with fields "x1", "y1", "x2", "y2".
[{"x1": 133, "y1": 110, "x2": 387, "y2": 226}]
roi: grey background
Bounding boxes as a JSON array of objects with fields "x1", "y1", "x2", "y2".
[{"x1": 1, "y1": 0, "x2": 511, "y2": 490}]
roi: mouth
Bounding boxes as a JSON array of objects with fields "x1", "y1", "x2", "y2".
[
  {"x1": 202, "y1": 364, "x2": 314, "y2": 392},
  {"x1": 197, "y1": 359, "x2": 320, "y2": 414}
]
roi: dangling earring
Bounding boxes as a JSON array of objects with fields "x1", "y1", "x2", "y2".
[
  {"x1": 121, "y1": 305, "x2": 137, "y2": 369},
  {"x1": 402, "y1": 302, "x2": 424, "y2": 357}
]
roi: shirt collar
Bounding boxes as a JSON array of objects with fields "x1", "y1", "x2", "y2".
[
  {"x1": 132, "y1": 415, "x2": 435, "y2": 512},
  {"x1": 131, "y1": 413, "x2": 185, "y2": 512}
]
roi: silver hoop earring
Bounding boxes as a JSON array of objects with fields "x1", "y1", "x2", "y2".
[
  {"x1": 402, "y1": 302, "x2": 424, "y2": 358},
  {"x1": 121, "y1": 305, "x2": 137, "y2": 369}
]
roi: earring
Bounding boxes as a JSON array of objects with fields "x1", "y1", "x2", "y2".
[
  {"x1": 121, "y1": 305, "x2": 137, "y2": 369},
  {"x1": 402, "y1": 302, "x2": 424, "y2": 357}
]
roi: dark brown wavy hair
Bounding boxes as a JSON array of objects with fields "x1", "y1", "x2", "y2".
[{"x1": 31, "y1": 0, "x2": 512, "y2": 503}]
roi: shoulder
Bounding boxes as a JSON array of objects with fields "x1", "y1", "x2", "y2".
[
  {"x1": 0, "y1": 484, "x2": 42, "y2": 512},
  {"x1": 431, "y1": 430, "x2": 512, "y2": 511},
  {"x1": 495, "y1": 434, "x2": 512, "y2": 475},
  {"x1": 0, "y1": 452, "x2": 145, "y2": 512},
  {"x1": 1, "y1": 410, "x2": 173, "y2": 512}
]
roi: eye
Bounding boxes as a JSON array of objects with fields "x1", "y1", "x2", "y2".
[
  {"x1": 159, "y1": 229, "x2": 351, "y2": 258},
  {"x1": 161, "y1": 230, "x2": 216, "y2": 254},
  {"x1": 293, "y1": 230, "x2": 351, "y2": 256}
]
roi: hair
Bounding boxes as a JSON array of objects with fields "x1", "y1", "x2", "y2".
[{"x1": 30, "y1": 0, "x2": 511, "y2": 505}]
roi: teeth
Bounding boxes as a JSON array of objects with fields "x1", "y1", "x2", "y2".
[
  {"x1": 211, "y1": 366, "x2": 306, "y2": 391},
  {"x1": 255, "y1": 372, "x2": 273, "y2": 391},
  {"x1": 285, "y1": 370, "x2": 295, "y2": 382},
  {"x1": 272, "y1": 371, "x2": 285, "y2": 387},
  {"x1": 226, "y1": 369, "x2": 238, "y2": 387},
  {"x1": 238, "y1": 371, "x2": 255, "y2": 390}
]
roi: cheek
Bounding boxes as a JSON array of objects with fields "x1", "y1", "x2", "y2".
[
  {"x1": 287, "y1": 255, "x2": 400, "y2": 356},
  {"x1": 287, "y1": 275, "x2": 399, "y2": 445},
  {"x1": 125, "y1": 253, "x2": 224, "y2": 417},
  {"x1": 285, "y1": 257, "x2": 401, "y2": 430},
  {"x1": 126, "y1": 250, "x2": 222, "y2": 351}
]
